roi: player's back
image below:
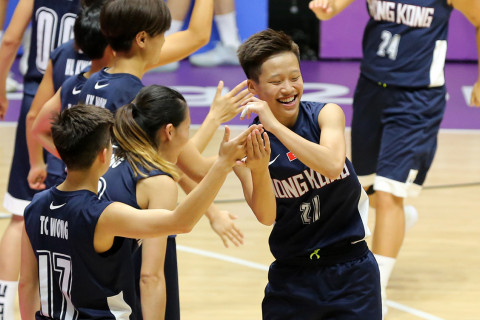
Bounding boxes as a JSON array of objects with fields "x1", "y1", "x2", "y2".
[
  {"x1": 78, "y1": 69, "x2": 144, "y2": 113},
  {"x1": 361, "y1": 0, "x2": 453, "y2": 87},
  {"x1": 25, "y1": 0, "x2": 81, "y2": 86},
  {"x1": 24, "y1": 187, "x2": 139, "y2": 320},
  {"x1": 51, "y1": 39, "x2": 90, "y2": 92}
]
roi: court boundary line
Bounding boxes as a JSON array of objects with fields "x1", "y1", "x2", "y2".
[{"x1": 177, "y1": 244, "x2": 445, "y2": 320}]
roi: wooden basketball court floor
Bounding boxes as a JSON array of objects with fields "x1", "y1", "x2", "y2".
[{"x1": 1, "y1": 123, "x2": 479, "y2": 320}]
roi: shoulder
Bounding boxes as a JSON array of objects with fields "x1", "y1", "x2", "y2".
[{"x1": 317, "y1": 103, "x2": 345, "y2": 128}]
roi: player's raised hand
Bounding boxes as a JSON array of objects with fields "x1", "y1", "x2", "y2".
[
  {"x1": 209, "y1": 80, "x2": 253, "y2": 123},
  {"x1": 309, "y1": 0, "x2": 334, "y2": 19},
  {"x1": 244, "y1": 128, "x2": 271, "y2": 172},
  {"x1": 218, "y1": 124, "x2": 264, "y2": 167},
  {"x1": 470, "y1": 80, "x2": 480, "y2": 107}
]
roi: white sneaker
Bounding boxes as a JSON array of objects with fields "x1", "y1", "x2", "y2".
[
  {"x1": 19, "y1": 27, "x2": 31, "y2": 76},
  {"x1": 189, "y1": 43, "x2": 240, "y2": 67},
  {"x1": 404, "y1": 205, "x2": 418, "y2": 232},
  {"x1": 6, "y1": 73, "x2": 20, "y2": 92},
  {"x1": 148, "y1": 61, "x2": 179, "y2": 73}
]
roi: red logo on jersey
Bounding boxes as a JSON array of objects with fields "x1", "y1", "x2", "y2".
[{"x1": 286, "y1": 152, "x2": 297, "y2": 161}]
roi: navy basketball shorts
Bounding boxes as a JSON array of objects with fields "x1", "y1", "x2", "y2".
[
  {"x1": 4, "y1": 81, "x2": 41, "y2": 215},
  {"x1": 351, "y1": 75, "x2": 446, "y2": 198},
  {"x1": 262, "y1": 250, "x2": 381, "y2": 320},
  {"x1": 165, "y1": 236, "x2": 180, "y2": 320}
]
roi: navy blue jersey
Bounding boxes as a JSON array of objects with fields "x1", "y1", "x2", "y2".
[
  {"x1": 361, "y1": 0, "x2": 453, "y2": 87},
  {"x1": 99, "y1": 155, "x2": 173, "y2": 319},
  {"x1": 24, "y1": 187, "x2": 139, "y2": 320},
  {"x1": 255, "y1": 101, "x2": 369, "y2": 261},
  {"x1": 99, "y1": 156, "x2": 171, "y2": 207},
  {"x1": 24, "y1": 0, "x2": 81, "y2": 87},
  {"x1": 50, "y1": 39, "x2": 90, "y2": 92},
  {"x1": 78, "y1": 69, "x2": 144, "y2": 113}
]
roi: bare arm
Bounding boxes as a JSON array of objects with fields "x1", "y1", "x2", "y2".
[
  {"x1": 26, "y1": 61, "x2": 55, "y2": 190},
  {"x1": 149, "y1": 0, "x2": 214, "y2": 68},
  {"x1": 308, "y1": 0, "x2": 356, "y2": 21},
  {"x1": 242, "y1": 99, "x2": 347, "y2": 179},
  {"x1": 94, "y1": 125, "x2": 260, "y2": 252},
  {"x1": 136, "y1": 175, "x2": 178, "y2": 320},
  {"x1": 0, "y1": 0, "x2": 33, "y2": 119},
  {"x1": 19, "y1": 227, "x2": 40, "y2": 320},
  {"x1": 234, "y1": 129, "x2": 276, "y2": 225},
  {"x1": 32, "y1": 88, "x2": 62, "y2": 158},
  {"x1": 449, "y1": 0, "x2": 480, "y2": 106},
  {"x1": 191, "y1": 80, "x2": 252, "y2": 152},
  {"x1": 176, "y1": 140, "x2": 216, "y2": 182}
]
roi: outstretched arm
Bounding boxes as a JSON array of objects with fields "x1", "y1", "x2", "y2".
[
  {"x1": 308, "y1": 0, "x2": 355, "y2": 21},
  {"x1": 94, "y1": 125, "x2": 262, "y2": 252},
  {"x1": 149, "y1": 0, "x2": 214, "y2": 68},
  {"x1": 449, "y1": 0, "x2": 480, "y2": 106},
  {"x1": 191, "y1": 80, "x2": 252, "y2": 152}
]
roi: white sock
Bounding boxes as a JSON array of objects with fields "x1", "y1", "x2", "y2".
[
  {"x1": 165, "y1": 19, "x2": 184, "y2": 37},
  {"x1": 0, "y1": 280, "x2": 18, "y2": 320},
  {"x1": 214, "y1": 12, "x2": 241, "y2": 49},
  {"x1": 374, "y1": 254, "x2": 395, "y2": 318}
]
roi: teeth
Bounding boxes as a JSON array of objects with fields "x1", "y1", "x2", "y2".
[{"x1": 279, "y1": 96, "x2": 295, "y2": 103}]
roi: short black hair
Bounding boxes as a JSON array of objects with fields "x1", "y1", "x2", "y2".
[
  {"x1": 237, "y1": 28, "x2": 300, "y2": 83},
  {"x1": 51, "y1": 105, "x2": 114, "y2": 170},
  {"x1": 74, "y1": 1, "x2": 108, "y2": 59},
  {"x1": 100, "y1": 0, "x2": 171, "y2": 52}
]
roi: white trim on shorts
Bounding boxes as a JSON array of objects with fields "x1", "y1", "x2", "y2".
[
  {"x1": 356, "y1": 174, "x2": 422, "y2": 198},
  {"x1": 374, "y1": 176, "x2": 422, "y2": 198},
  {"x1": 3, "y1": 192, "x2": 30, "y2": 216}
]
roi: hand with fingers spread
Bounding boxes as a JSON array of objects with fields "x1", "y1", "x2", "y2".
[
  {"x1": 217, "y1": 125, "x2": 262, "y2": 168},
  {"x1": 207, "y1": 207, "x2": 244, "y2": 248},
  {"x1": 209, "y1": 80, "x2": 253, "y2": 123},
  {"x1": 244, "y1": 128, "x2": 271, "y2": 172}
]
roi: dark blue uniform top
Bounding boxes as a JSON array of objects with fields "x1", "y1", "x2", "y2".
[
  {"x1": 46, "y1": 41, "x2": 90, "y2": 182},
  {"x1": 24, "y1": 0, "x2": 81, "y2": 92},
  {"x1": 361, "y1": 0, "x2": 453, "y2": 87},
  {"x1": 24, "y1": 187, "x2": 139, "y2": 320},
  {"x1": 255, "y1": 101, "x2": 369, "y2": 261},
  {"x1": 99, "y1": 156, "x2": 173, "y2": 319},
  {"x1": 50, "y1": 39, "x2": 90, "y2": 91},
  {"x1": 78, "y1": 68, "x2": 144, "y2": 112}
]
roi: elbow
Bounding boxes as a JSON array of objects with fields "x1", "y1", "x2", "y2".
[
  {"x1": 2, "y1": 36, "x2": 22, "y2": 49},
  {"x1": 256, "y1": 210, "x2": 276, "y2": 226},
  {"x1": 323, "y1": 162, "x2": 345, "y2": 180},
  {"x1": 175, "y1": 223, "x2": 194, "y2": 235},
  {"x1": 140, "y1": 272, "x2": 164, "y2": 287}
]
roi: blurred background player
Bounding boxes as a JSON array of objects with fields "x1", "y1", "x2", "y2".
[
  {"x1": 310, "y1": 0, "x2": 480, "y2": 316},
  {"x1": 153, "y1": 0, "x2": 241, "y2": 72}
]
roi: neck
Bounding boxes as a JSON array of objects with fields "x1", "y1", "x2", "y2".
[
  {"x1": 107, "y1": 53, "x2": 146, "y2": 79},
  {"x1": 56, "y1": 169, "x2": 100, "y2": 194}
]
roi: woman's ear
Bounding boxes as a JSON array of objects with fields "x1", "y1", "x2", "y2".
[
  {"x1": 135, "y1": 31, "x2": 147, "y2": 48},
  {"x1": 160, "y1": 123, "x2": 175, "y2": 142},
  {"x1": 247, "y1": 79, "x2": 257, "y2": 95}
]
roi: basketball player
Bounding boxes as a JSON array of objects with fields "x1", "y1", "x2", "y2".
[
  {"x1": 26, "y1": 2, "x2": 104, "y2": 192},
  {"x1": 310, "y1": 0, "x2": 480, "y2": 315},
  {"x1": 0, "y1": 1, "x2": 80, "y2": 318},
  {"x1": 236, "y1": 29, "x2": 381, "y2": 319},
  {"x1": 18, "y1": 104, "x2": 259, "y2": 320}
]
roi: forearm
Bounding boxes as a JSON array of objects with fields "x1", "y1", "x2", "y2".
[
  {"x1": 269, "y1": 124, "x2": 344, "y2": 179},
  {"x1": 190, "y1": 113, "x2": 221, "y2": 152},
  {"x1": 185, "y1": 0, "x2": 214, "y2": 45},
  {"x1": 140, "y1": 276, "x2": 167, "y2": 320},
  {"x1": 26, "y1": 112, "x2": 45, "y2": 167},
  {"x1": 249, "y1": 168, "x2": 276, "y2": 225},
  {"x1": 177, "y1": 141, "x2": 215, "y2": 182}
]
